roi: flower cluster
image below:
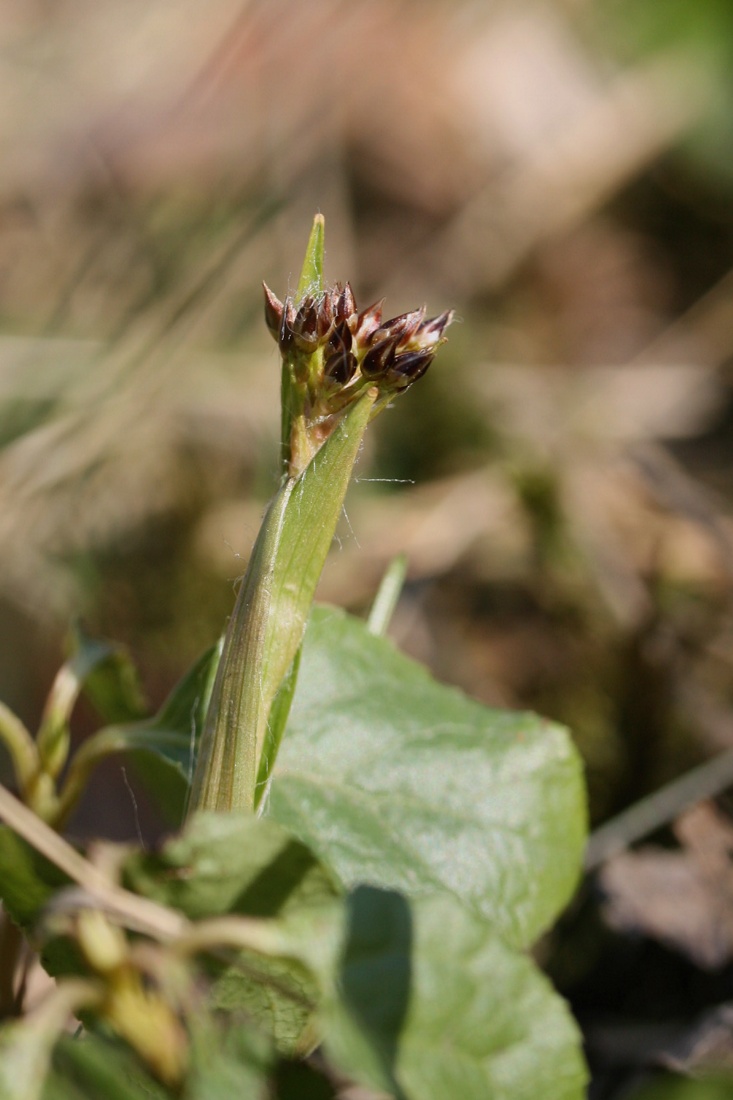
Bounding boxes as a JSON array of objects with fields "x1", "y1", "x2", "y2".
[
  {"x1": 264, "y1": 281, "x2": 453, "y2": 474},
  {"x1": 264, "y1": 281, "x2": 453, "y2": 472},
  {"x1": 265, "y1": 280, "x2": 452, "y2": 385}
]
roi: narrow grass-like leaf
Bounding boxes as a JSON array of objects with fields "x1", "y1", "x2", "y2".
[
  {"x1": 367, "y1": 553, "x2": 407, "y2": 636},
  {"x1": 0, "y1": 981, "x2": 102, "y2": 1100},
  {"x1": 255, "y1": 646, "x2": 301, "y2": 811},
  {"x1": 280, "y1": 214, "x2": 324, "y2": 472},
  {"x1": 36, "y1": 627, "x2": 145, "y2": 782}
]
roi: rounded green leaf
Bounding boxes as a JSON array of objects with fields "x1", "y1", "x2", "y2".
[
  {"x1": 268, "y1": 606, "x2": 587, "y2": 948},
  {"x1": 123, "y1": 812, "x2": 339, "y2": 920},
  {"x1": 322, "y1": 887, "x2": 587, "y2": 1100},
  {"x1": 122, "y1": 812, "x2": 340, "y2": 1055}
]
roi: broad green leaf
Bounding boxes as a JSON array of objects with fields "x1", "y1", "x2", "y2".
[
  {"x1": 0, "y1": 825, "x2": 67, "y2": 929},
  {"x1": 321, "y1": 887, "x2": 587, "y2": 1100},
  {"x1": 123, "y1": 811, "x2": 339, "y2": 920},
  {"x1": 186, "y1": 1010, "x2": 272, "y2": 1100},
  {"x1": 123, "y1": 813, "x2": 339, "y2": 1055},
  {"x1": 209, "y1": 954, "x2": 319, "y2": 1059},
  {"x1": 119, "y1": 640, "x2": 220, "y2": 823},
  {"x1": 42, "y1": 1033, "x2": 169, "y2": 1100},
  {"x1": 268, "y1": 606, "x2": 587, "y2": 949},
  {"x1": 65, "y1": 627, "x2": 146, "y2": 726}
]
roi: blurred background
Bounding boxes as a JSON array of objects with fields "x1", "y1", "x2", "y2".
[{"x1": 2, "y1": 0, "x2": 733, "y2": 1095}]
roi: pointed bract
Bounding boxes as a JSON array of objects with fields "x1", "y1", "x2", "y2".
[
  {"x1": 325, "y1": 319, "x2": 353, "y2": 359},
  {"x1": 414, "y1": 309, "x2": 454, "y2": 347},
  {"x1": 361, "y1": 335, "x2": 400, "y2": 379},
  {"x1": 354, "y1": 300, "x2": 385, "y2": 345},
  {"x1": 263, "y1": 283, "x2": 284, "y2": 340}
]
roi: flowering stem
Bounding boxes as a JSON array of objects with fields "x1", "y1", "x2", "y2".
[
  {"x1": 188, "y1": 388, "x2": 376, "y2": 814},
  {"x1": 188, "y1": 215, "x2": 452, "y2": 817}
]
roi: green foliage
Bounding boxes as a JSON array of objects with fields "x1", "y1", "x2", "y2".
[
  {"x1": 0, "y1": 217, "x2": 588, "y2": 1099},
  {"x1": 123, "y1": 811, "x2": 339, "y2": 920},
  {"x1": 0, "y1": 826, "x2": 67, "y2": 930},
  {"x1": 190, "y1": 392, "x2": 375, "y2": 814},
  {"x1": 43, "y1": 1035, "x2": 171, "y2": 1100},
  {"x1": 323, "y1": 887, "x2": 586, "y2": 1100},
  {"x1": 270, "y1": 605, "x2": 586, "y2": 948},
  {"x1": 597, "y1": 0, "x2": 733, "y2": 183}
]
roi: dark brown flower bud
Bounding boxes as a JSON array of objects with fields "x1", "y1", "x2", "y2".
[
  {"x1": 267, "y1": 266, "x2": 452, "y2": 417},
  {"x1": 308, "y1": 293, "x2": 330, "y2": 340},
  {"x1": 324, "y1": 349, "x2": 358, "y2": 385},
  {"x1": 354, "y1": 300, "x2": 385, "y2": 345},
  {"x1": 292, "y1": 297, "x2": 320, "y2": 352},
  {"x1": 263, "y1": 283, "x2": 284, "y2": 341},
  {"x1": 325, "y1": 319, "x2": 353, "y2": 360},
  {"x1": 361, "y1": 335, "x2": 399, "y2": 379},
  {"x1": 375, "y1": 307, "x2": 425, "y2": 345},
  {"x1": 336, "y1": 283, "x2": 356, "y2": 325},
  {"x1": 386, "y1": 349, "x2": 435, "y2": 388}
]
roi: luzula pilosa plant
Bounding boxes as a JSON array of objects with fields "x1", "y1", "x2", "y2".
[
  {"x1": 0, "y1": 218, "x2": 590, "y2": 1100},
  {"x1": 0, "y1": 215, "x2": 452, "y2": 832},
  {"x1": 189, "y1": 215, "x2": 453, "y2": 815}
]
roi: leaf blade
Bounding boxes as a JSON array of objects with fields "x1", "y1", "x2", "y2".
[
  {"x1": 269, "y1": 606, "x2": 587, "y2": 948},
  {"x1": 323, "y1": 889, "x2": 587, "y2": 1100}
]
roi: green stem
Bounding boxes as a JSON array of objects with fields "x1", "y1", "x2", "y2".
[
  {"x1": 188, "y1": 389, "x2": 376, "y2": 816},
  {"x1": 0, "y1": 702, "x2": 39, "y2": 799},
  {"x1": 190, "y1": 479, "x2": 294, "y2": 814}
]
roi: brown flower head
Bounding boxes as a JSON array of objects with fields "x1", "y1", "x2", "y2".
[{"x1": 263, "y1": 281, "x2": 453, "y2": 475}]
